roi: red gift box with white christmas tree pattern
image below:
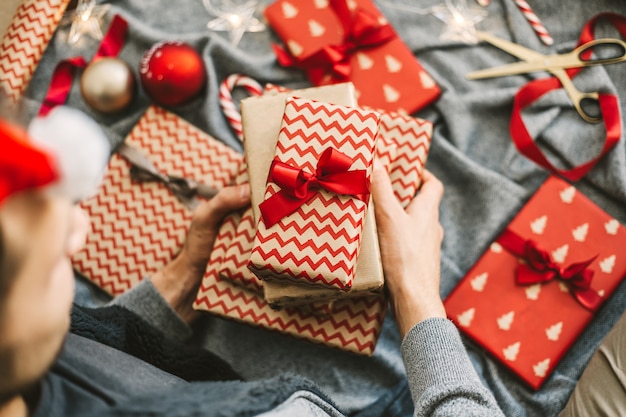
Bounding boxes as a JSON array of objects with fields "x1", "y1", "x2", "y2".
[
  {"x1": 247, "y1": 96, "x2": 379, "y2": 291},
  {"x1": 72, "y1": 106, "x2": 241, "y2": 295},
  {"x1": 0, "y1": 0, "x2": 71, "y2": 103},
  {"x1": 444, "y1": 175, "x2": 626, "y2": 390},
  {"x1": 264, "y1": 0, "x2": 440, "y2": 114}
]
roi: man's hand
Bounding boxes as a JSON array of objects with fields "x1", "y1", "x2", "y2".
[
  {"x1": 152, "y1": 184, "x2": 250, "y2": 323},
  {"x1": 372, "y1": 164, "x2": 447, "y2": 337}
]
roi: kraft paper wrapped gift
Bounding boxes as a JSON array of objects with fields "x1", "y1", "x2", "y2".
[
  {"x1": 0, "y1": 0, "x2": 71, "y2": 102},
  {"x1": 193, "y1": 213, "x2": 387, "y2": 355},
  {"x1": 247, "y1": 94, "x2": 380, "y2": 291},
  {"x1": 444, "y1": 175, "x2": 626, "y2": 390},
  {"x1": 72, "y1": 105, "x2": 242, "y2": 295},
  {"x1": 264, "y1": 0, "x2": 440, "y2": 114}
]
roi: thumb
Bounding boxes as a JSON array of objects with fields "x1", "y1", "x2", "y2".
[
  {"x1": 371, "y1": 161, "x2": 403, "y2": 225},
  {"x1": 193, "y1": 183, "x2": 251, "y2": 229}
]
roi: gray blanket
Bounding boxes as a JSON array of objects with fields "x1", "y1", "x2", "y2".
[{"x1": 20, "y1": 0, "x2": 626, "y2": 415}]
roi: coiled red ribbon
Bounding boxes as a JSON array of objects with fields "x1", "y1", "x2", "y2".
[
  {"x1": 259, "y1": 148, "x2": 370, "y2": 228},
  {"x1": 39, "y1": 14, "x2": 128, "y2": 116},
  {"x1": 498, "y1": 228, "x2": 601, "y2": 311},
  {"x1": 273, "y1": 0, "x2": 396, "y2": 84},
  {"x1": 510, "y1": 13, "x2": 626, "y2": 181}
]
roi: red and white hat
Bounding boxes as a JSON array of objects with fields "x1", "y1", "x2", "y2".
[{"x1": 0, "y1": 106, "x2": 110, "y2": 206}]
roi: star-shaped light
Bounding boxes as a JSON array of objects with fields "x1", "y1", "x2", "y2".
[
  {"x1": 203, "y1": 0, "x2": 266, "y2": 47},
  {"x1": 61, "y1": 0, "x2": 110, "y2": 46},
  {"x1": 432, "y1": 0, "x2": 487, "y2": 44}
]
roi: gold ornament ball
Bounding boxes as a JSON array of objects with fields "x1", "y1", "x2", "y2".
[{"x1": 80, "y1": 57, "x2": 136, "y2": 113}]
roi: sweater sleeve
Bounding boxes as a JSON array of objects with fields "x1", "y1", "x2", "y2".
[
  {"x1": 401, "y1": 317, "x2": 505, "y2": 417},
  {"x1": 109, "y1": 277, "x2": 192, "y2": 340}
]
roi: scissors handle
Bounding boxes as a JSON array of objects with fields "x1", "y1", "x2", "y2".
[
  {"x1": 552, "y1": 69, "x2": 602, "y2": 123},
  {"x1": 550, "y1": 38, "x2": 626, "y2": 69}
]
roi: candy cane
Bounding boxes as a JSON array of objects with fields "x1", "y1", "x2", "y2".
[
  {"x1": 219, "y1": 74, "x2": 263, "y2": 142},
  {"x1": 514, "y1": 0, "x2": 554, "y2": 46}
]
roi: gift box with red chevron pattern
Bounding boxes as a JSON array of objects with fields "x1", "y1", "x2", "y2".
[
  {"x1": 0, "y1": 0, "x2": 71, "y2": 102},
  {"x1": 247, "y1": 96, "x2": 380, "y2": 291},
  {"x1": 193, "y1": 212, "x2": 387, "y2": 354},
  {"x1": 444, "y1": 175, "x2": 626, "y2": 390},
  {"x1": 72, "y1": 105, "x2": 242, "y2": 295},
  {"x1": 264, "y1": 0, "x2": 440, "y2": 114}
]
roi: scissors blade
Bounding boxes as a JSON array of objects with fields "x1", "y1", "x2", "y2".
[
  {"x1": 475, "y1": 30, "x2": 546, "y2": 62},
  {"x1": 466, "y1": 61, "x2": 551, "y2": 79}
]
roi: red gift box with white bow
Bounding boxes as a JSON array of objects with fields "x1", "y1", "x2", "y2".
[
  {"x1": 264, "y1": 0, "x2": 440, "y2": 114},
  {"x1": 444, "y1": 175, "x2": 626, "y2": 390}
]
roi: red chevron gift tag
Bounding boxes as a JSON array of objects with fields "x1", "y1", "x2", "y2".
[
  {"x1": 72, "y1": 106, "x2": 242, "y2": 295},
  {"x1": 248, "y1": 96, "x2": 379, "y2": 291},
  {"x1": 0, "y1": 0, "x2": 70, "y2": 103},
  {"x1": 444, "y1": 175, "x2": 626, "y2": 390}
]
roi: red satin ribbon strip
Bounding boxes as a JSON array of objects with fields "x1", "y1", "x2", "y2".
[
  {"x1": 259, "y1": 148, "x2": 370, "y2": 228},
  {"x1": 498, "y1": 228, "x2": 602, "y2": 311},
  {"x1": 273, "y1": 0, "x2": 396, "y2": 83},
  {"x1": 510, "y1": 13, "x2": 626, "y2": 181},
  {"x1": 39, "y1": 14, "x2": 128, "y2": 116}
]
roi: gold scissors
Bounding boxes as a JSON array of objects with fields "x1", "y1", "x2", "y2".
[{"x1": 466, "y1": 30, "x2": 626, "y2": 123}]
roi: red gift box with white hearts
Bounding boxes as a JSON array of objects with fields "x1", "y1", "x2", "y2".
[
  {"x1": 264, "y1": 0, "x2": 440, "y2": 114},
  {"x1": 444, "y1": 175, "x2": 626, "y2": 390},
  {"x1": 72, "y1": 106, "x2": 241, "y2": 295},
  {"x1": 248, "y1": 96, "x2": 379, "y2": 291}
]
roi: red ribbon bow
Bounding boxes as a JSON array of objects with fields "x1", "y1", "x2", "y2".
[
  {"x1": 498, "y1": 228, "x2": 602, "y2": 311},
  {"x1": 259, "y1": 148, "x2": 370, "y2": 228},
  {"x1": 274, "y1": 0, "x2": 396, "y2": 83}
]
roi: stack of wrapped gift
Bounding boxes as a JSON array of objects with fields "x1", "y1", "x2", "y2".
[{"x1": 194, "y1": 82, "x2": 433, "y2": 355}]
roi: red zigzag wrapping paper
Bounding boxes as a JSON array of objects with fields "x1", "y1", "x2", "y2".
[
  {"x1": 72, "y1": 106, "x2": 241, "y2": 295},
  {"x1": 193, "y1": 212, "x2": 387, "y2": 355},
  {"x1": 0, "y1": 0, "x2": 70, "y2": 102},
  {"x1": 444, "y1": 175, "x2": 626, "y2": 390},
  {"x1": 248, "y1": 96, "x2": 379, "y2": 291}
]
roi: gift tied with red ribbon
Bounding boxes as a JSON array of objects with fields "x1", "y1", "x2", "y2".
[
  {"x1": 272, "y1": 0, "x2": 396, "y2": 84},
  {"x1": 39, "y1": 14, "x2": 128, "y2": 116},
  {"x1": 498, "y1": 228, "x2": 601, "y2": 311},
  {"x1": 259, "y1": 147, "x2": 370, "y2": 228},
  {"x1": 511, "y1": 13, "x2": 625, "y2": 181}
]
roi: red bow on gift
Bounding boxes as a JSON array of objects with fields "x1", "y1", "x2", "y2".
[
  {"x1": 259, "y1": 148, "x2": 370, "y2": 228},
  {"x1": 498, "y1": 228, "x2": 602, "y2": 311},
  {"x1": 273, "y1": 0, "x2": 396, "y2": 83}
]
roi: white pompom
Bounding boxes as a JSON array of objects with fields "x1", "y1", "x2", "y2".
[{"x1": 28, "y1": 106, "x2": 111, "y2": 202}]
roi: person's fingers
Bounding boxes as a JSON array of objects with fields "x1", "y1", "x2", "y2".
[
  {"x1": 371, "y1": 162, "x2": 404, "y2": 224},
  {"x1": 67, "y1": 205, "x2": 90, "y2": 256},
  {"x1": 406, "y1": 169, "x2": 444, "y2": 217},
  {"x1": 193, "y1": 183, "x2": 250, "y2": 229}
]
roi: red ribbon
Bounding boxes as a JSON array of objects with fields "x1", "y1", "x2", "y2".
[
  {"x1": 498, "y1": 228, "x2": 602, "y2": 311},
  {"x1": 39, "y1": 15, "x2": 128, "y2": 116},
  {"x1": 510, "y1": 13, "x2": 626, "y2": 181},
  {"x1": 259, "y1": 148, "x2": 370, "y2": 228},
  {"x1": 273, "y1": 0, "x2": 396, "y2": 83}
]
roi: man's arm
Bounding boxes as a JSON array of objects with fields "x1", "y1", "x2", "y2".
[{"x1": 372, "y1": 165, "x2": 504, "y2": 416}]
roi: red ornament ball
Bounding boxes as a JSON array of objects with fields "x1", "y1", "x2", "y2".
[{"x1": 139, "y1": 41, "x2": 207, "y2": 107}]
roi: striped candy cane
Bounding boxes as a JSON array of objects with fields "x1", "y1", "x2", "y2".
[
  {"x1": 219, "y1": 74, "x2": 263, "y2": 142},
  {"x1": 514, "y1": 0, "x2": 554, "y2": 46}
]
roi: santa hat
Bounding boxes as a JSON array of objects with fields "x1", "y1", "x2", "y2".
[{"x1": 0, "y1": 106, "x2": 110, "y2": 206}]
